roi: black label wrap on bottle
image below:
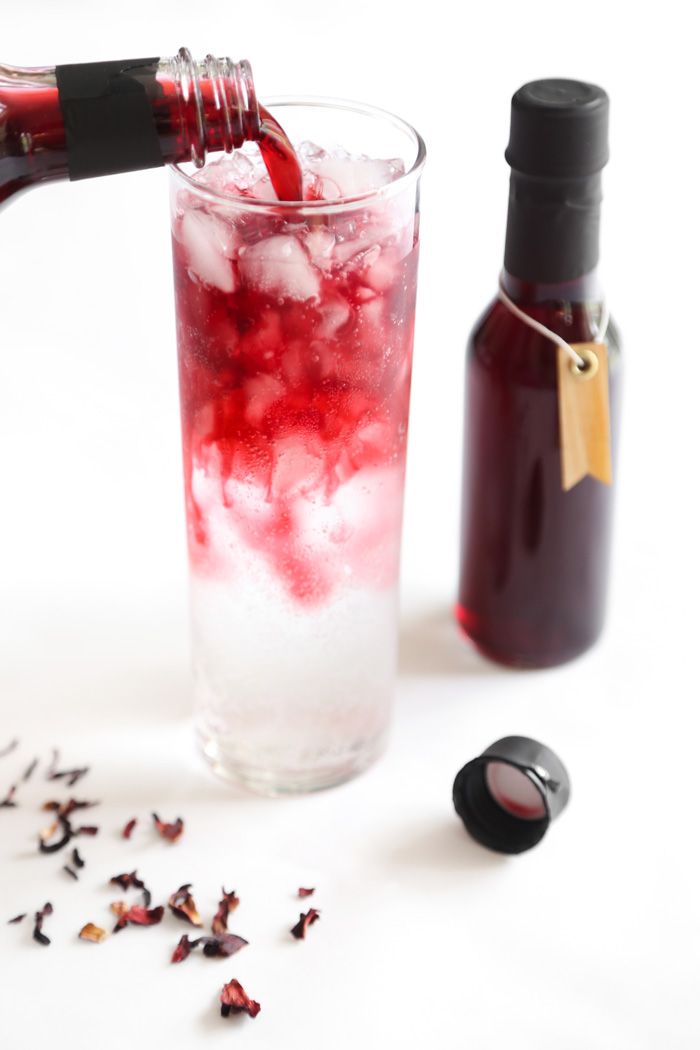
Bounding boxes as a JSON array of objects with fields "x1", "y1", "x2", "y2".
[
  {"x1": 504, "y1": 171, "x2": 602, "y2": 284},
  {"x1": 56, "y1": 58, "x2": 164, "y2": 180}
]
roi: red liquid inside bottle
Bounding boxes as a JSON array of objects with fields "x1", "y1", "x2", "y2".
[
  {"x1": 457, "y1": 80, "x2": 621, "y2": 668},
  {"x1": 0, "y1": 50, "x2": 302, "y2": 207},
  {"x1": 457, "y1": 274, "x2": 621, "y2": 667}
]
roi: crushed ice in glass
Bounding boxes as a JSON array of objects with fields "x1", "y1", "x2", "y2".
[{"x1": 191, "y1": 142, "x2": 405, "y2": 203}]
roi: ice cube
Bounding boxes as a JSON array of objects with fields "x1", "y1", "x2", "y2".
[
  {"x1": 303, "y1": 228, "x2": 336, "y2": 272},
  {"x1": 359, "y1": 249, "x2": 396, "y2": 293},
  {"x1": 243, "y1": 374, "x2": 286, "y2": 426},
  {"x1": 356, "y1": 421, "x2": 393, "y2": 455},
  {"x1": 297, "y1": 141, "x2": 329, "y2": 165},
  {"x1": 317, "y1": 296, "x2": 352, "y2": 339},
  {"x1": 341, "y1": 242, "x2": 396, "y2": 293},
  {"x1": 238, "y1": 235, "x2": 321, "y2": 301},
  {"x1": 221, "y1": 151, "x2": 259, "y2": 193},
  {"x1": 180, "y1": 210, "x2": 237, "y2": 293},
  {"x1": 195, "y1": 151, "x2": 259, "y2": 196},
  {"x1": 270, "y1": 436, "x2": 325, "y2": 498},
  {"x1": 343, "y1": 243, "x2": 381, "y2": 273},
  {"x1": 357, "y1": 297, "x2": 384, "y2": 331},
  {"x1": 310, "y1": 156, "x2": 405, "y2": 199},
  {"x1": 333, "y1": 234, "x2": 369, "y2": 267}
]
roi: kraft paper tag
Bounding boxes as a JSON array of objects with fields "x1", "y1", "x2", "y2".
[{"x1": 557, "y1": 341, "x2": 613, "y2": 492}]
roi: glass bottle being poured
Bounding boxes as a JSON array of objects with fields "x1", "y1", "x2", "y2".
[{"x1": 0, "y1": 48, "x2": 303, "y2": 208}]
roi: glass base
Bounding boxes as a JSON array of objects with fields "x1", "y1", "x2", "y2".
[{"x1": 197, "y1": 728, "x2": 388, "y2": 797}]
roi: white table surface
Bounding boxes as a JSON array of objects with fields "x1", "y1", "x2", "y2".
[{"x1": 2, "y1": 1, "x2": 699, "y2": 1047}]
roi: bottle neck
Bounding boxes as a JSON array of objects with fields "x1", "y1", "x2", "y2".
[
  {"x1": 0, "y1": 50, "x2": 261, "y2": 205},
  {"x1": 500, "y1": 267, "x2": 603, "y2": 306},
  {"x1": 155, "y1": 50, "x2": 261, "y2": 167},
  {"x1": 503, "y1": 169, "x2": 602, "y2": 286}
]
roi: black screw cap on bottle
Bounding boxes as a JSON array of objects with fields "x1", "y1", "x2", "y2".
[
  {"x1": 453, "y1": 736, "x2": 571, "y2": 854},
  {"x1": 506, "y1": 78, "x2": 609, "y2": 178},
  {"x1": 503, "y1": 78, "x2": 610, "y2": 284}
]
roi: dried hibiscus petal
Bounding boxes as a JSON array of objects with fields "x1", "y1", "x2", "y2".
[
  {"x1": 212, "y1": 889, "x2": 240, "y2": 935},
  {"x1": 46, "y1": 749, "x2": 89, "y2": 787},
  {"x1": 63, "y1": 865, "x2": 79, "y2": 881},
  {"x1": 43, "y1": 798, "x2": 98, "y2": 817},
  {"x1": 171, "y1": 934, "x2": 197, "y2": 963},
  {"x1": 0, "y1": 739, "x2": 18, "y2": 759},
  {"x1": 22, "y1": 757, "x2": 38, "y2": 782},
  {"x1": 112, "y1": 903, "x2": 164, "y2": 933},
  {"x1": 291, "y1": 908, "x2": 321, "y2": 940},
  {"x1": 298, "y1": 887, "x2": 315, "y2": 898},
  {"x1": 0, "y1": 783, "x2": 17, "y2": 808},
  {"x1": 200, "y1": 934, "x2": 248, "y2": 958},
  {"x1": 39, "y1": 799, "x2": 100, "y2": 853},
  {"x1": 220, "y1": 979, "x2": 261, "y2": 1019},
  {"x1": 72, "y1": 848, "x2": 85, "y2": 869},
  {"x1": 168, "y1": 884, "x2": 202, "y2": 926},
  {"x1": 8, "y1": 913, "x2": 26, "y2": 924},
  {"x1": 79, "y1": 923, "x2": 107, "y2": 943},
  {"x1": 33, "y1": 902, "x2": 53, "y2": 946},
  {"x1": 39, "y1": 817, "x2": 73, "y2": 854},
  {"x1": 122, "y1": 817, "x2": 137, "y2": 839},
  {"x1": 109, "y1": 871, "x2": 152, "y2": 908},
  {"x1": 170, "y1": 932, "x2": 247, "y2": 963},
  {"x1": 152, "y1": 813, "x2": 184, "y2": 843}
]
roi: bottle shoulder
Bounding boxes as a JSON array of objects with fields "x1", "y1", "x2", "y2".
[{"x1": 468, "y1": 297, "x2": 622, "y2": 373}]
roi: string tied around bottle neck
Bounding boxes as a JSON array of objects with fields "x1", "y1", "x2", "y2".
[{"x1": 497, "y1": 283, "x2": 609, "y2": 372}]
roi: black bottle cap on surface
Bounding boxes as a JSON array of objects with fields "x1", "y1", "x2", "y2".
[
  {"x1": 453, "y1": 737, "x2": 570, "y2": 854},
  {"x1": 505, "y1": 78, "x2": 609, "y2": 179}
]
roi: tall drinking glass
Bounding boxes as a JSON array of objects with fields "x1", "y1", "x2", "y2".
[{"x1": 169, "y1": 99, "x2": 425, "y2": 794}]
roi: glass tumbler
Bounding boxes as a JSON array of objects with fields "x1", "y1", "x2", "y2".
[{"x1": 170, "y1": 98, "x2": 425, "y2": 794}]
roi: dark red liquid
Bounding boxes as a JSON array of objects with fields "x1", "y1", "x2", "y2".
[
  {"x1": 457, "y1": 279, "x2": 621, "y2": 667},
  {"x1": 0, "y1": 75, "x2": 302, "y2": 205},
  {"x1": 172, "y1": 183, "x2": 418, "y2": 605},
  {"x1": 0, "y1": 84, "x2": 67, "y2": 202}
]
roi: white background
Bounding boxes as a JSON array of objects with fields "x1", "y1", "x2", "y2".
[{"x1": 1, "y1": 2, "x2": 699, "y2": 1047}]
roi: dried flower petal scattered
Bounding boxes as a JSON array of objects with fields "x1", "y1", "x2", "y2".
[
  {"x1": 79, "y1": 923, "x2": 107, "y2": 943},
  {"x1": 200, "y1": 934, "x2": 248, "y2": 958},
  {"x1": 22, "y1": 758, "x2": 38, "y2": 782},
  {"x1": 291, "y1": 908, "x2": 321, "y2": 940},
  {"x1": 109, "y1": 871, "x2": 152, "y2": 907},
  {"x1": 122, "y1": 818, "x2": 137, "y2": 839},
  {"x1": 152, "y1": 813, "x2": 184, "y2": 843},
  {"x1": 220, "y1": 978, "x2": 261, "y2": 1019},
  {"x1": 0, "y1": 739, "x2": 18, "y2": 759},
  {"x1": 298, "y1": 887, "x2": 315, "y2": 898},
  {"x1": 46, "y1": 749, "x2": 89, "y2": 787},
  {"x1": 39, "y1": 800, "x2": 100, "y2": 854},
  {"x1": 38, "y1": 818, "x2": 72, "y2": 854},
  {"x1": 112, "y1": 903, "x2": 164, "y2": 933},
  {"x1": 33, "y1": 902, "x2": 53, "y2": 946},
  {"x1": 171, "y1": 934, "x2": 197, "y2": 963},
  {"x1": 212, "y1": 889, "x2": 240, "y2": 935},
  {"x1": 168, "y1": 884, "x2": 202, "y2": 927},
  {"x1": 170, "y1": 932, "x2": 248, "y2": 963}
]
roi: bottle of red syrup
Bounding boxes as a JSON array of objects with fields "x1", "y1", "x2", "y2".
[
  {"x1": 0, "y1": 48, "x2": 302, "y2": 207},
  {"x1": 457, "y1": 80, "x2": 621, "y2": 668}
]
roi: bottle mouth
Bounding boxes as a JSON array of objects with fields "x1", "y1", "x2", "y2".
[
  {"x1": 170, "y1": 48, "x2": 262, "y2": 167},
  {"x1": 169, "y1": 95, "x2": 427, "y2": 214}
]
